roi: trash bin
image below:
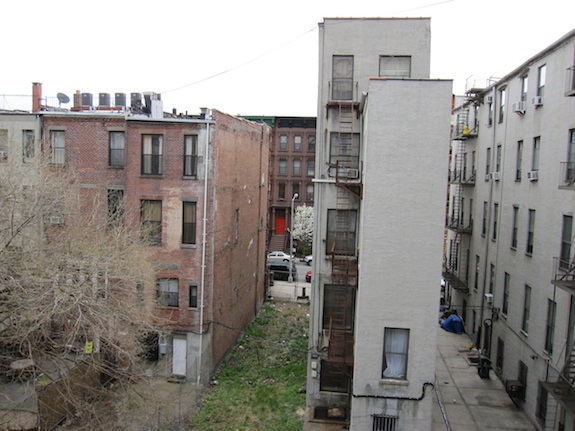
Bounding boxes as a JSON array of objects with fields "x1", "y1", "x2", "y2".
[{"x1": 478, "y1": 355, "x2": 491, "y2": 379}]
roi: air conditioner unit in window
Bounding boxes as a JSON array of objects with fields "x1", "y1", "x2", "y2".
[
  {"x1": 485, "y1": 174, "x2": 491, "y2": 181},
  {"x1": 344, "y1": 168, "x2": 359, "y2": 179},
  {"x1": 485, "y1": 293, "x2": 493, "y2": 304},
  {"x1": 532, "y1": 96, "x2": 543, "y2": 107},
  {"x1": 0, "y1": 150, "x2": 7, "y2": 160},
  {"x1": 505, "y1": 380, "x2": 526, "y2": 400},
  {"x1": 527, "y1": 170, "x2": 539, "y2": 181},
  {"x1": 491, "y1": 172, "x2": 501, "y2": 181},
  {"x1": 512, "y1": 101, "x2": 526, "y2": 114},
  {"x1": 49, "y1": 216, "x2": 64, "y2": 225},
  {"x1": 485, "y1": 95, "x2": 493, "y2": 104}
]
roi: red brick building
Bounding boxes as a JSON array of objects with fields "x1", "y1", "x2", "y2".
[{"x1": 40, "y1": 94, "x2": 270, "y2": 383}]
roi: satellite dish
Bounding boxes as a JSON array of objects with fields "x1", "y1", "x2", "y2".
[{"x1": 57, "y1": 92, "x2": 70, "y2": 105}]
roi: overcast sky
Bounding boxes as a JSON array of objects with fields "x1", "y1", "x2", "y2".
[{"x1": 2, "y1": 0, "x2": 574, "y2": 117}]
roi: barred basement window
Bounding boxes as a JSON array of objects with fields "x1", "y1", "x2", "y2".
[{"x1": 372, "y1": 414, "x2": 397, "y2": 431}]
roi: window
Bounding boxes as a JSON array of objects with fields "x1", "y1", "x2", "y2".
[
  {"x1": 332, "y1": 55, "x2": 354, "y2": 100},
  {"x1": 516, "y1": 140, "x2": 523, "y2": 181},
  {"x1": 502, "y1": 272, "x2": 510, "y2": 315},
  {"x1": 307, "y1": 159, "x2": 315, "y2": 176},
  {"x1": 189, "y1": 284, "x2": 198, "y2": 308},
  {"x1": 293, "y1": 159, "x2": 301, "y2": 176},
  {"x1": 379, "y1": 55, "x2": 411, "y2": 78},
  {"x1": 278, "y1": 182, "x2": 286, "y2": 200},
  {"x1": 278, "y1": 158, "x2": 287, "y2": 175},
  {"x1": 471, "y1": 151, "x2": 476, "y2": 177},
  {"x1": 496, "y1": 145, "x2": 501, "y2": 173},
  {"x1": 537, "y1": 64, "x2": 546, "y2": 98},
  {"x1": 485, "y1": 148, "x2": 491, "y2": 178},
  {"x1": 382, "y1": 328, "x2": 409, "y2": 379},
  {"x1": 140, "y1": 200, "x2": 162, "y2": 245},
  {"x1": 0, "y1": 129, "x2": 7, "y2": 162},
  {"x1": 22, "y1": 130, "x2": 35, "y2": 159},
  {"x1": 292, "y1": 183, "x2": 300, "y2": 201},
  {"x1": 498, "y1": 88, "x2": 506, "y2": 123},
  {"x1": 320, "y1": 360, "x2": 349, "y2": 393},
  {"x1": 492, "y1": 203, "x2": 499, "y2": 241},
  {"x1": 489, "y1": 264, "x2": 495, "y2": 294},
  {"x1": 330, "y1": 133, "x2": 360, "y2": 169},
  {"x1": 522, "y1": 285, "x2": 531, "y2": 333},
  {"x1": 521, "y1": 75, "x2": 529, "y2": 102},
  {"x1": 157, "y1": 278, "x2": 178, "y2": 307},
  {"x1": 326, "y1": 209, "x2": 357, "y2": 255},
  {"x1": 488, "y1": 96, "x2": 494, "y2": 127},
  {"x1": 518, "y1": 360, "x2": 528, "y2": 394},
  {"x1": 567, "y1": 129, "x2": 575, "y2": 182},
  {"x1": 182, "y1": 201, "x2": 197, "y2": 245},
  {"x1": 279, "y1": 135, "x2": 288, "y2": 151},
  {"x1": 308, "y1": 135, "x2": 316, "y2": 152},
  {"x1": 184, "y1": 135, "x2": 198, "y2": 177},
  {"x1": 322, "y1": 284, "x2": 355, "y2": 331},
  {"x1": 482, "y1": 201, "x2": 488, "y2": 236},
  {"x1": 527, "y1": 209, "x2": 535, "y2": 254},
  {"x1": 511, "y1": 206, "x2": 519, "y2": 249},
  {"x1": 532, "y1": 136, "x2": 540, "y2": 171},
  {"x1": 560, "y1": 215, "x2": 573, "y2": 268},
  {"x1": 109, "y1": 131, "x2": 125, "y2": 167},
  {"x1": 142, "y1": 134, "x2": 163, "y2": 175},
  {"x1": 294, "y1": 135, "x2": 302, "y2": 151},
  {"x1": 50, "y1": 130, "x2": 65, "y2": 165},
  {"x1": 306, "y1": 184, "x2": 314, "y2": 201},
  {"x1": 496, "y1": 337, "x2": 504, "y2": 374},
  {"x1": 372, "y1": 415, "x2": 397, "y2": 431},
  {"x1": 474, "y1": 255, "x2": 480, "y2": 291},
  {"x1": 545, "y1": 299, "x2": 556, "y2": 354},
  {"x1": 107, "y1": 189, "x2": 124, "y2": 226},
  {"x1": 536, "y1": 383, "x2": 548, "y2": 425}
]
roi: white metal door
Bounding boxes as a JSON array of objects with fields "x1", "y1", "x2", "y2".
[{"x1": 172, "y1": 338, "x2": 187, "y2": 376}]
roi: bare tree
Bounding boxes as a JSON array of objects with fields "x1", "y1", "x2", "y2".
[{"x1": 0, "y1": 157, "x2": 165, "y2": 427}]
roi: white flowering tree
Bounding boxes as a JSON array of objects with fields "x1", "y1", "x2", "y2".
[{"x1": 292, "y1": 203, "x2": 314, "y2": 247}]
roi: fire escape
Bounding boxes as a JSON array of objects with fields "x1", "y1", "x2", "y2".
[
  {"x1": 325, "y1": 100, "x2": 361, "y2": 381},
  {"x1": 543, "y1": 256, "x2": 575, "y2": 425},
  {"x1": 443, "y1": 107, "x2": 477, "y2": 293}
]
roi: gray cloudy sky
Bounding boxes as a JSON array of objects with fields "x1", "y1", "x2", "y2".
[{"x1": 2, "y1": 0, "x2": 574, "y2": 116}]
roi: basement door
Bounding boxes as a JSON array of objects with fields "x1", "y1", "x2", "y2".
[{"x1": 172, "y1": 338, "x2": 187, "y2": 376}]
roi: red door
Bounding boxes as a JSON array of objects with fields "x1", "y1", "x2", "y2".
[{"x1": 275, "y1": 214, "x2": 286, "y2": 234}]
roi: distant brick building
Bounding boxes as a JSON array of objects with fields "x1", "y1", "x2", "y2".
[{"x1": 38, "y1": 91, "x2": 271, "y2": 383}]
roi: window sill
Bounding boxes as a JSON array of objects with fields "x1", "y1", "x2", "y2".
[
  {"x1": 141, "y1": 174, "x2": 163, "y2": 179},
  {"x1": 156, "y1": 305, "x2": 179, "y2": 309},
  {"x1": 510, "y1": 246, "x2": 517, "y2": 251},
  {"x1": 108, "y1": 165, "x2": 125, "y2": 169},
  {"x1": 181, "y1": 244, "x2": 197, "y2": 249},
  {"x1": 379, "y1": 378, "x2": 408, "y2": 387},
  {"x1": 520, "y1": 330, "x2": 528, "y2": 337},
  {"x1": 182, "y1": 176, "x2": 197, "y2": 180},
  {"x1": 525, "y1": 252, "x2": 533, "y2": 257}
]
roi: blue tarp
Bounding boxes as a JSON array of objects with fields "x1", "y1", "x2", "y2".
[{"x1": 441, "y1": 314, "x2": 464, "y2": 334}]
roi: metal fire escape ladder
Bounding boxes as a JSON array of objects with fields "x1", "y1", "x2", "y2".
[{"x1": 326, "y1": 101, "x2": 359, "y2": 370}]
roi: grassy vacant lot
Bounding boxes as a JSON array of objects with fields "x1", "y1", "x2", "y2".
[{"x1": 189, "y1": 300, "x2": 309, "y2": 431}]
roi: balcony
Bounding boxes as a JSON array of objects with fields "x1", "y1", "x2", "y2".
[
  {"x1": 559, "y1": 161, "x2": 575, "y2": 189},
  {"x1": 551, "y1": 257, "x2": 575, "y2": 294},
  {"x1": 450, "y1": 169, "x2": 476, "y2": 186},
  {"x1": 446, "y1": 217, "x2": 473, "y2": 235},
  {"x1": 566, "y1": 66, "x2": 575, "y2": 97},
  {"x1": 542, "y1": 364, "x2": 575, "y2": 415},
  {"x1": 442, "y1": 265, "x2": 469, "y2": 293}
]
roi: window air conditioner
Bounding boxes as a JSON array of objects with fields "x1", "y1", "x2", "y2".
[
  {"x1": 527, "y1": 170, "x2": 539, "y2": 181},
  {"x1": 0, "y1": 150, "x2": 7, "y2": 160},
  {"x1": 485, "y1": 174, "x2": 491, "y2": 181},
  {"x1": 485, "y1": 293, "x2": 493, "y2": 304},
  {"x1": 531, "y1": 96, "x2": 543, "y2": 107},
  {"x1": 491, "y1": 172, "x2": 500, "y2": 181},
  {"x1": 485, "y1": 95, "x2": 493, "y2": 104},
  {"x1": 505, "y1": 380, "x2": 525, "y2": 400},
  {"x1": 345, "y1": 168, "x2": 359, "y2": 179},
  {"x1": 512, "y1": 101, "x2": 526, "y2": 114},
  {"x1": 49, "y1": 216, "x2": 64, "y2": 225}
]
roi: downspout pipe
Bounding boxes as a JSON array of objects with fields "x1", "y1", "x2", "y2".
[{"x1": 197, "y1": 116, "x2": 212, "y2": 388}]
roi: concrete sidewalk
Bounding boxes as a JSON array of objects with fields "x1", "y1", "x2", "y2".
[{"x1": 433, "y1": 327, "x2": 534, "y2": 430}]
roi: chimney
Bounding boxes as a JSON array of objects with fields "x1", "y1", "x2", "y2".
[{"x1": 32, "y1": 82, "x2": 42, "y2": 112}]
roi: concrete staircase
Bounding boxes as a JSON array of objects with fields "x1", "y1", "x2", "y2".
[{"x1": 269, "y1": 234, "x2": 287, "y2": 253}]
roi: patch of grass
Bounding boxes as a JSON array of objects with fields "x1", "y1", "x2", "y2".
[{"x1": 190, "y1": 301, "x2": 309, "y2": 431}]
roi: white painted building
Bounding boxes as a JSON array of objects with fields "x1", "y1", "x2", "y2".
[
  {"x1": 445, "y1": 28, "x2": 575, "y2": 431},
  {"x1": 306, "y1": 18, "x2": 452, "y2": 430}
]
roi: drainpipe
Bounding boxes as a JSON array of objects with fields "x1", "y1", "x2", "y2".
[
  {"x1": 478, "y1": 86, "x2": 497, "y2": 355},
  {"x1": 197, "y1": 114, "x2": 211, "y2": 388}
]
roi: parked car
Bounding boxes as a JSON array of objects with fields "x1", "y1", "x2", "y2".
[
  {"x1": 268, "y1": 262, "x2": 297, "y2": 281},
  {"x1": 305, "y1": 270, "x2": 312, "y2": 283},
  {"x1": 304, "y1": 255, "x2": 313, "y2": 265},
  {"x1": 267, "y1": 251, "x2": 291, "y2": 263}
]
